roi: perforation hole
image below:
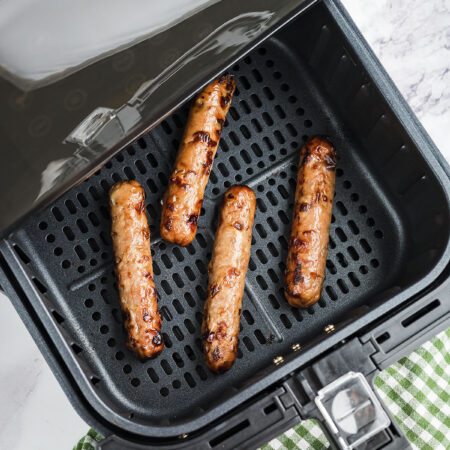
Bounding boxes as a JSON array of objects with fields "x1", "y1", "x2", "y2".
[
  {"x1": 63, "y1": 226, "x2": 75, "y2": 241},
  {"x1": 161, "y1": 360, "x2": 172, "y2": 375},
  {"x1": 337, "y1": 279, "x2": 349, "y2": 294},
  {"x1": 343, "y1": 180, "x2": 352, "y2": 189},
  {"x1": 242, "y1": 336, "x2": 254, "y2": 352},
  {"x1": 240, "y1": 100, "x2": 250, "y2": 114},
  {"x1": 374, "y1": 230, "x2": 384, "y2": 239},
  {"x1": 163, "y1": 333, "x2": 172, "y2": 349},
  {"x1": 262, "y1": 112, "x2": 273, "y2": 126},
  {"x1": 336, "y1": 252, "x2": 348, "y2": 268},
  {"x1": 147, "y1": 368, "x2": 159, "y2": 383},
  {"x1": 275, "y1": 105, "x2": 286, "y2": 119},
  {"x1": 184, "y1": 373, "x2": 196, "y2": 388},
  {"x1": 243, "y1": 310, "x2": 254, "y2": 325},
  {"x1": 336, "y1": 201, "x2": 348, "y2": 216},
  {"x1": 250, "y1": 94, "x2": 262, "y2": 107},
  {"x1": 46, "y1": 234, "x2": 55, "y2": 243},
  {"x1": 335, "y1": 227, "x2": 347, "y2": 242},
  {"x1": 65, "y1": 200, "x2": 77, "y2": 214},
  {"x1": 360, "y1": 239, "x2": 372, "y2": 254},
  {"x1": 347, "y1": 220, "x2": 360, "y2": 235},
  {"x1": 347, "y1": 246, "x2": 359, "y2": 261},
  {"x1": 326, "y1": 286, "x2": 338, "y2": 301},
  {"x1": 360, "y1": 265, "x2": 369, "y2": 274},
  {"x1": 348, "y1": 272, "x2": 360, "y2": 287},
  {"x1": 173, "y1": 299, "x2": 184, "y2": 314},
  {"x1": 160, "y1": 387, "x2": 169, "y2": 397},
  {"x1": 84, "y1": 298, "x2": 93, "y2": 308},
  {"x1": 370, "y1": 259, "x2": 380, "y2": 268},
  {"x1": 180, "y1": 346, "x2": 195, "y2": 363},
  {"x1": 184, "y1": 319, "x2": 195, "y2": 334},
  {"x1": 326, "y1": 260, "x2": 337, "y2": 275},
  {"x1": 280, "y1": 314, "x2": 292, "y2": 329}
]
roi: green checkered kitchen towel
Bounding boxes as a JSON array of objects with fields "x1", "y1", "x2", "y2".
[{"x1": 75, "y1": 328, "x2": 450, "y2": 450}]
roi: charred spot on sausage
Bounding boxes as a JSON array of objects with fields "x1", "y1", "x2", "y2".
[
  {"x1": 212, "y1": 348, "x2": 222, "y2": 361},
  {"x1": 166, "y1": 202, "x2": 175, "y2": 212},
  {"x1": 210, "y1": 285, "x2": 220, "y2": 298},
  {"x1": 135, "y1": 201, "x2": 145, "y2": 213},
  {"x1": 203, "y1": 151, "x2": 214, "y2": 172},
  {"x1": 300, "y1": 203, "x2": 310, "y2": 212},
  {"x1": 220, "y1": 95, "x2": 231, "y2": 108},
  {"x1": 324, "y1": 152, "x2": 337, "y2": 170},
  {"x1": 164, "y1": 218, "x2": 173, "y2": 231},
  {"x1": 233, "y1": 221, "x2": 243, "y2": 230},
  {"x1": 152, "y1": 332, "x2": 162, "y2": 346},
  {"x1": 187, "y1": 214, "x2": 198, "y2": 226},
  {"x1": 293, "y1": 267, "x2": 304, "y2": 285},
  {"x1": 290, "y1": 237, "x2": 308, "y2": 251},
  {"x1": 142, "y1": 227, "x2": 150, "y2": 239},
  {"x1": 143, "y1": 312, "x2": 150, "y2": 322},
  {"x1": 193, "y1": 131, "x2": 217, "y2": 147}
]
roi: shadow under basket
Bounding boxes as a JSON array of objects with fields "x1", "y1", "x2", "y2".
[{"x1": 0, "y1": 0, "x2": 448, "y2": 448}]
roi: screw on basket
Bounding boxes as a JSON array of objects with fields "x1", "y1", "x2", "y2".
[
  {"x1": 324, "y1": 324, "x2": 335, "y2": 334},
  {"x1": 291, "y1": 343, "x2": 301, "y2": 352},
  {"x1": 273, "y1": 356, "x2": 284, "y2": 366}
]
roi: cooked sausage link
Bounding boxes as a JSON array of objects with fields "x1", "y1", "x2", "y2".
[
  {"x1": 285, "y1": 136, "x2": 337, "y2": 308},
  {"x1": 202, "y1": 186, "x2": 256, "y2": 372},
  {"x1": 110, "y1": 181, "x2": 163, "y2": 359},
  {"x1": 161, "y1": 75, "x2": 236, "y2": 246}
]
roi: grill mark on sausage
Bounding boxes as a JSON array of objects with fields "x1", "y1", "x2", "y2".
[
  {"x1": 135, "y1": 201, "x2": 145, "y2": 213},
  {"x1": 169, "y1": 176, "x2": 190, "y2": 190},
  {"x1": 325, "y1": 152, "x2": 337, "y2": 170},
  {"x1": 152, "y1": 332, "x2": 162, "y2": 346},
  {"x1": 293, "y1": 267, "x2": 304, "y2": 285},
  {"x1": 212, "y1": 348, "x2": 222, "y2": 361},
  {"x1": 203, "y1": 150, "x2": 214, "y2": 174},
  {"x1": 187, "y1": 214, "x2": 198, "y2": 226},
  {"x1": 300, "y1": 203, "x2": 310, "y2": 212},
  {"x1": 210, "y1": 285, "x2": 220, "y2": 298},
  {"x1": 290, "y1": 237, "x2": 308, "y2": 251},
  {"x1": 192, "y1": 131, "x2": 217, "y2": 147},
  {"x1": 220, "y1": 95, "x2": 231, "y2": 108}
]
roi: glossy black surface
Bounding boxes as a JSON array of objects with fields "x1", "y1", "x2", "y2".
[{"x1": 0, "y1": 0, "x2": 313, "y2": 235}]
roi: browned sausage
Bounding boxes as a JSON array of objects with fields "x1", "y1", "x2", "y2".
[
  {"x1": 160, "y1": 75, "x2": 236, "y2": 246},
  {"x1": 110, "y1": 181, "x2": 163, "y2": 359},
  {"x1": 202, "y1": 186, "x2": 256, "y2": 372},
  {"x1": 285, "y1": 136, "x2": 337, "y2": 308}
]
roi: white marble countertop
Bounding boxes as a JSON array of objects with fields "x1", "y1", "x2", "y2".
[{"x1": 0, "y1": 1, "x2": 448, "y2": 449}]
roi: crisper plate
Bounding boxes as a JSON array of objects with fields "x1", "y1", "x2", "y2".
[{"x1": 7, "y1": 38, "x2": 404, "y2": 427}]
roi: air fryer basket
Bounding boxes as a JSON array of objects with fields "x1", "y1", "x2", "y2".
[{"x1": 0, "y1": 0, "x2": 448, "y2": 448}]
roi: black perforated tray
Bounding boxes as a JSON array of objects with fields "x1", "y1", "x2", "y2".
[{"x1": 0, "y1": 0, "x2": 449, "y2": 446}]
